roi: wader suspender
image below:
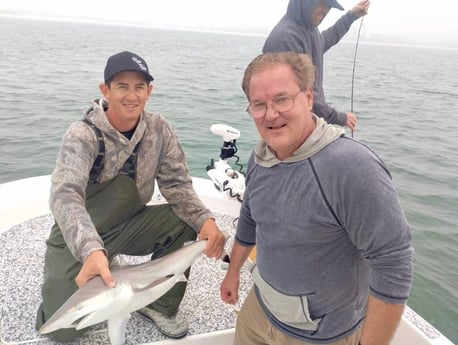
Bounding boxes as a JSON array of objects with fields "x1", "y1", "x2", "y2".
[{"x1": 82, "y1": 119, "x2": 141, "y2": 183}]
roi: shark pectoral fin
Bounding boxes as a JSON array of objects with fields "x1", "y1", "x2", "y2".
[
  {"x1": 39, "y1": 277, "x2": 115, "y2": 334},
  {"x1": 107, "y1": 313, "x2": 131, "y2": 345},
  {"x1": 39, "y1": 303, "x2": 101, "y2": 334},
  {"x1": 39, "y1": 317, "x2": 78, "y2": 334},
  {"x1": 69, "y1": 296, "x2": 118, "y2": 330}
]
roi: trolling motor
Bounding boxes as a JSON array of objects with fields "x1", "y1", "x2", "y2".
[{"x1": 206, "y1": 124, "x2": 245, "y2": 202}]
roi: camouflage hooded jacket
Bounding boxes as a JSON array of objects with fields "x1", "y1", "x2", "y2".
[{"x1": 49, "y1": 100, "x2": 211, "y2": 262}]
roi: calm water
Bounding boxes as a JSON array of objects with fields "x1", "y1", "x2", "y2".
[{"x1": 1, "y1": 17, "x2": 457, "y2": 342}]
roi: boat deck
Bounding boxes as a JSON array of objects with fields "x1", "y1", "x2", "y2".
[
  {"x1": 0, "y1": 212, "x2": 252, "y2": 345},
  {"x1": 0, "y1": 176, "x2": 454, "y2": 345}
]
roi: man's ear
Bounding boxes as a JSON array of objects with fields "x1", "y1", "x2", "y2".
[
  {"x1": 99, "y1": 83, "x2": 110, "y2": 100},
  {"x1": 306, "y1": 86, "x2": 314, "y2": 111}
]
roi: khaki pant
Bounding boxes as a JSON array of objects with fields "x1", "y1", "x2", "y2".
[
  {"x1": 234, "y1": 288, "x2": 362, "y2": 345},
  {"x1": 36, "y1": 175, "x2": 196, "y2": 342}
]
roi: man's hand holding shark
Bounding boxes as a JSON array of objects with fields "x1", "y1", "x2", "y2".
[
  {"x1": 76, "y1": 219, "x2": 225, "y2": 288},
  {"x1": 198, "y1": 218, "x2": 227, "y2": 258}
]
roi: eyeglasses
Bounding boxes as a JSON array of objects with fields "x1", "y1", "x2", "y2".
[{"x1": 246, "y1": 89, "x2": 304, "y2": 119}]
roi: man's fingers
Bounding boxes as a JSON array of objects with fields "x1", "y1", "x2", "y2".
[
  {"x1": 203, "y1": 240, "x2": 224, "y2": 258},
  {"x1": 75, "y1": 251, "x2": 114, "y2": 288},
  {"x1": 200, "y1": 229, "x2": 226, "y2": 258},
  {"x1": 221, "y1": 289, "x2": 238, "y2": 305},
  {"x1": 75, "y1": 273, "x2": 87, "y2": 288},
  {"x1": 100, "y1": 269, "x2": 115, "y2": 288}
]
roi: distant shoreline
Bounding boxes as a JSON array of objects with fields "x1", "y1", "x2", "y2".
[
  {"x1": 0, "y1": 14, "x2": 269, "y2": 38},
  {"x1": 2, "y1": 14, "x2": 458, "y2": 51}
]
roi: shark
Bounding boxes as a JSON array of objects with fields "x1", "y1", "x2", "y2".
[{"x1": 39, "y1": 238, "x2": 210, "y2": 345}]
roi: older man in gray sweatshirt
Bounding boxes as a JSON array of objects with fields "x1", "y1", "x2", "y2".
[{"x1": 220, "y1": 52, "x2": 413, "y2": 345}]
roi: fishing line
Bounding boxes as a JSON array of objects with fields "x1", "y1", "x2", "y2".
[{"x1": 350, "y1": 16, "x2": 364, "y2": 138}]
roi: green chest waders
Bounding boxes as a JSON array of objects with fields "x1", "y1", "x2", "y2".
[{"x1": 36, "y1": 122, "x2": 196, "y2": 341}]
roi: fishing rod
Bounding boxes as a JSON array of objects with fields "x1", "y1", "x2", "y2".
[{"x1": 350, "y1": 15, "x2": 364, "y2": 138}]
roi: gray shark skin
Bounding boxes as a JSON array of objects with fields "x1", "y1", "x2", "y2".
[{"x1": 39, "y1": 239, "x2": 208, "y2": 345}]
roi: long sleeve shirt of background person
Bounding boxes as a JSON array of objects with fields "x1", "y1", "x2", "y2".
[
  {"x1": 235, "y1": 118, "x2": 413, "y2": 343},
  {"x1": 50, "y1": 100, "x2": 212, "y2": 262},
  {"x1": 263, "y1": 0, "x2": 359, "y2": 126}
]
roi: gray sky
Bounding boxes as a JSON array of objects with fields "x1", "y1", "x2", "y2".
[{"x1": 1, "y1": 0, "x2": 457, "y2": 47}]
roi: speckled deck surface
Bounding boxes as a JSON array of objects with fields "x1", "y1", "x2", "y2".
[{"x1": 0, "y1": 212, "x2": 252, "y2": 345}]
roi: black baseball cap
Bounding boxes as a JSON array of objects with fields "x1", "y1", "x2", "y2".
[
  {"x1": 104, "y1": 51, "x2": 154, "y2": 84},
  {"x1": 323, "y1": 0, "x2": 344, "y2": 10}
]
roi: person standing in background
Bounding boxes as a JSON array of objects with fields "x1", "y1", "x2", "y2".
[{"x1": 263, "y1": 0, "x2": 370, "y2": 131}]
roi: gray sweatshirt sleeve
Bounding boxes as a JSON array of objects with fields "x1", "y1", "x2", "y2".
[
  {"x1": 322, "y1": 140, "x2": 414, "y2": 304},
  {"x1": 234, "y1": 154, "x2": 257, "y2": 246},
  {"x1": 312, "y1": 92, "x2": 347, "y2": 126},
  {"x1": 321, "y1": 11, "x2": 358, "y2": 52},
  {"x1": 313, "y1": 11, "x2": 358, "y2": 125},
  {"x1": 235, "y1": 196, "x2": 257, "y2": 247}
]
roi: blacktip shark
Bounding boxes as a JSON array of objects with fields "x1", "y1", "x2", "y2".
[{"x1": 39, "y1": 238, "x2": 214, "y2": 345}]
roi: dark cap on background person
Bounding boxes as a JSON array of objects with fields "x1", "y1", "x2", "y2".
[
  {"x1": 104, "y1": 51, "x2": 154, "y2": 84},
  {"x1": 322, "y1": 0, "x2": 344, "y2": 10}
]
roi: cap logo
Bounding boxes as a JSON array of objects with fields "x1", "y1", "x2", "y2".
[{"x1": 131, "y1": 56, "x2": 147, "y2": 72}]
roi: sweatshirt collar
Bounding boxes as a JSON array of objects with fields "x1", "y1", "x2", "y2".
[{"x1": 254, "y1": 114, "x2": 345, "y2": 167}]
